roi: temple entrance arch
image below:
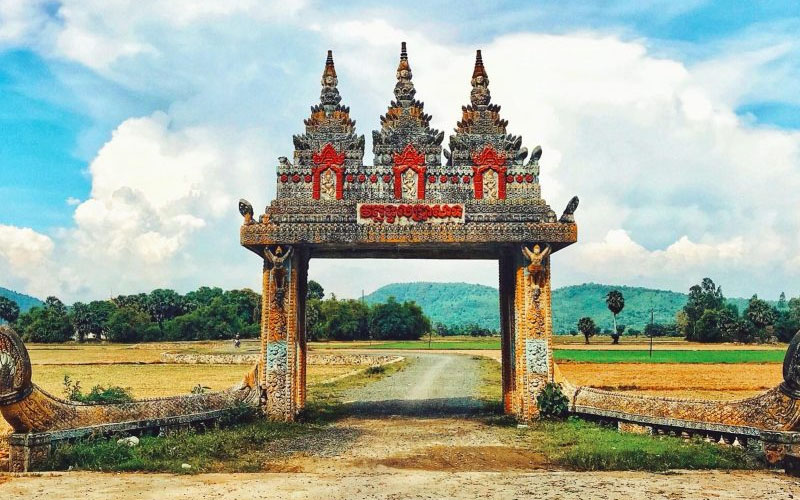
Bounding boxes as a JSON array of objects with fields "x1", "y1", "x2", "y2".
[{"x1": 239, "y1": 45, "x2": 578, "y2": 421}]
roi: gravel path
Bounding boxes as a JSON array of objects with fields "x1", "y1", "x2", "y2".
[{"x1": 340, "y1": 353, "x2": 486, "y2": 417}]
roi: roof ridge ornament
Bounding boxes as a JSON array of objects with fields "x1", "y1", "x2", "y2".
[
  {"x1": 471, "y1": 49, "x2": 491, "y2": 106},
  {"x1": 320, "y1": 49, "x2": 342, "y2": 110},
  {"x1": 394, "y1": 41, "x2": 416, "y2": 104}
]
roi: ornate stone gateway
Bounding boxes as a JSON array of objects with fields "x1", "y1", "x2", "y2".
[
  {"x1": 4, "y1": 44, "x2": 800, "y2": 473},
  {"x1": 239, "y1": 44, "x2": 578, "y2": 421}
]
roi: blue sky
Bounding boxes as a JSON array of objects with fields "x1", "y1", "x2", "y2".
[{"x1": 1, "y1": 0, "x2": 799, "y2": 302}]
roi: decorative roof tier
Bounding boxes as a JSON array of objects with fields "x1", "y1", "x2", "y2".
[
  {"x1": 242, "y1": 45, "x2": 578, "y2": 258},
  {"x1": 446, "y1": 50, "x2": 541, "y2": 200},
  {"x1": 290, "y1": 50, "x2": 365, "y2": 164},
  {"x1": 372, "y1": 42, "x2": 444, "y2": 168}
]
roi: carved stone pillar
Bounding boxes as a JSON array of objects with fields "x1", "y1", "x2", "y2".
[
  {"x1": 511, "y1": 244, "x2": 555, "y2": 420},
  {"x1": 260, "y1": 245, "x2": 307, "y2": 420}
]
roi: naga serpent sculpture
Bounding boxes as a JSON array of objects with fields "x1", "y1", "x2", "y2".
[
  {"x1": 556, "y1": 331, "x2": 800, "y2": 433},
  {"x1": 0, "y1": 325, "x2": 259, "y2": 434}
]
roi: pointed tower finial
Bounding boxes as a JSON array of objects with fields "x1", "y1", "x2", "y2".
[
  {"x1": 320, "y1": 49, "x2": 341, "y2": 109},
  {"x1": 470, "y1": 49, "x2": 491, "y2": 106},
  {"x1": 472, "y1": 49, "x2": 487, "y2": 79},
  {"x1": 394, "y1": 41, "x2": 415, "y2": 103},
  {"x1": 324, "y1": 49, "x2": 336, "y2": 77}
]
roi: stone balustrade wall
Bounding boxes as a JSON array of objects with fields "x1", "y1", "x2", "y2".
[{"x1": 160, "y1": 352, "x2": 401, "y2": 366}]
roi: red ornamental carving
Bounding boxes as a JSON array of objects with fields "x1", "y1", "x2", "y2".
[
  {"x1": 392, "y1": 144, "x2": 426, "y2": 199},
  {"x1": 428, "y1": 175, "x2": 436, "y2": 183},
  {"x1": 311, "y1": 143, "x2": 346, "y2": 200},
  {"x1": 370, "y1": 174, "x2": 378, "y2": 183},
  {"x1": 472, "y1": 145, "x2": 507, "y2": 200}
]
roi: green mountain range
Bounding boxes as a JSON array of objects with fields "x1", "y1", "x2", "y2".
[
  {"x1": 0, "y1": 286, "x2": 44, "y2": 313},
  {"x1": 363, "y1": 282, "x2": 770, "y2": 334}
]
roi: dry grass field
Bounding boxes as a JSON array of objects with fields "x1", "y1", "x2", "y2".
[
  {"x1": 0, "y1": 342, "x2": 364, "y2": 442},
  {"x1": 0, "y1": 340, "x2": 785, "y2": 441},
  {"x1": 557, "y1": 362, "x2": 782, "y2": 400}
]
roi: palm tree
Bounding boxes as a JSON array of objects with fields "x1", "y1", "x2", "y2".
[{"x1": 606, "y1": 290, "x2": 625, "y2": 344}]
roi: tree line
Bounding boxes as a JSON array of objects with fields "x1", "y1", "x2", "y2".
[
  {"x1": 679, "y1": 278, "x2": 799, "y2": 343},
  {"x1": 306, "y1": 282, "x2": 430, "y2": 341},
  {"x1": 0, "y1": 281, "x2": 432, "y2": 343},
  {"x1": 575, "y1": 277, "x2": 800, "y2": 344},
  {"x1": 0, "y1": 287, "x2": 261, "y2": 343}
]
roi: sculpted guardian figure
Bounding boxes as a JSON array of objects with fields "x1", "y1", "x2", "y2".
[
  {"x1": 522, "y1": 243, "x2": 551, "y2": 288},
  {"x1": 265, "y1": 246, "x2": 293, "y2": 306}
]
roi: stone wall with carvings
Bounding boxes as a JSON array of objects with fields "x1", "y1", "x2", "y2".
[{"x1": 0, "y1": 326, "x2": 259, "y2": 437}]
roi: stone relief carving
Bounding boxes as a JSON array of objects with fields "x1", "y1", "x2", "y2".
[
  {"x1": 483, "y1": 170, "x2": 499, "y2": 201},
  {"x1": 319, "y1": 169, "x2": 336, "y2": 200},
  {"x1": 525, "y1": 339, "x2": 549, "y2": 375}
]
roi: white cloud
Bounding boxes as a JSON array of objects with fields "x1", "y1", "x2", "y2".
[
  {"x1": 1, "y1": 7, "x2": 800, "y2": 301},
  {"x1": 0, "y1": 224, "x2": 56, "y2": 297}
]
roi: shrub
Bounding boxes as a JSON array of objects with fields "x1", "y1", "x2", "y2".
[
  {"x1": 536, "y1": 382, "x2": 569, "y2": 419},
  {"x1": 365, "y1": 365, "x2": 385, "y2": 375},
  {"x1": 63, "y1": 375, "x2": 134, "y2": 404}
]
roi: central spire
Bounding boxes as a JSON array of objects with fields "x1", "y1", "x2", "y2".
[
  {"x1": 394, "y1": 41, "x2": 416, "y2": 104},
  {"x1": 470, "y1": 49, "x2": 491, "y2": 106},
  {"x1": 320, "y1": 49, "x2": 342, "y2": 110}
]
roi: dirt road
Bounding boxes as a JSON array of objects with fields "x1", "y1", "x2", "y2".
[{"x1": 2, "y1": 353, "x2": 799, "y2": 499}]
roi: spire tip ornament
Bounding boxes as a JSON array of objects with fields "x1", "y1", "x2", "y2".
[
  {"x1": 320, "y1": 49, "x2": 341, "y2": 108},
  {"x1": 470, "y1": 49, "x2": 491, "y2": 106},
  {"x1": 394, "y1": 41, "x2": 415, "y2": 103}
]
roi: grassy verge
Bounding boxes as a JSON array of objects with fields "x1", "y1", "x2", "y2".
[
  {"x1": 473, "y1": 355, "x2": 503, "y2": 412},
  {"x1": 44, "y1": 360, "x2": 409, "y2": 473},
  {"x1": 345, "y1": 339, "x2": 502, "y2": 350},
  {"x1": 46, "y1": 409, "x2": 315, "y2": 473},
  {"x1": 527, "y1": 418, "x2": 758, "y2": 471},
  {"x1": 475, "y1": 354, "x2": 758, "y2": 471},
  {"x1": 555, "y1": 349, "x2": 785, "y2": 363}
]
